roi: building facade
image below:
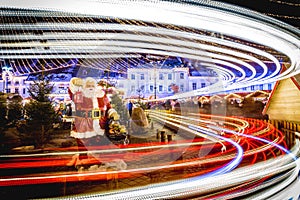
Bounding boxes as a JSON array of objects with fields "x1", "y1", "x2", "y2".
[
  {"x1": 126, "y1": 67, "x2": 191, "y2": 99},
  {"x1": 1, "y1": 65, "x2": 275, "y2": 101}
]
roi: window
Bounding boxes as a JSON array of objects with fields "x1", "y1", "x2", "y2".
[
  {"x1": 180, "y1": 73, "x2": 184, "y2": 79},
  {"x1": 260, "y1": 85, "x2": 264, "y2": 90},
  {"x1": 180, "y1": 84, "x2": 184, "y2": 91},
  {"x1": 15, "y1": 81, "x2": 19, "y2": 85},
  {"x1": 15, "y1": 88, "x2": 19, "y2": 94},
  {"x1": 159, "y1": 73, "x2": 164, "y2": 80},
  {"x1": 7, "y1": 88, "x2": 11, "y2": 93},
  {"x1": 168, "y1": 85, "x2": 172, "y2": 92},
  {"x1": 168, "y1": 73, "x2": 172, "y2": 80},
  {"x1": 140, "y1": 85, "x2": 145, "y2": 91},
  {"x1": 83, "y1": 69, "x2": 88, "y2": 76},
  {"x1": 268, "y1": 84, "x2": 272, "y2": 90},
  {"x1": 131, "y1": 85, "x2": 135, "y2": 92},
  {"x1": 23, "y1": 88, "x2": 26, "y2": 94},
  {"x1": 140, "y1": 74, "x2": 144, "y2": 80},
  {"x1": 192, "y1": 83, "x2": 197, "y2": 90},
  {"x1": 131, "y1": 74, "x2": 135, "y2": 80},
  {"x1": 159, "y1": 85, "x2": 163, "y2": 92},
  {"x1": 201, "y1": 83, "x2": 206, "y2": 88},
  {"x1": 251, "y1": 85, "x2": 255, "y2": 90},
  {"x1": 150, "y1": 85, "x2": 153, "y2": 92}
]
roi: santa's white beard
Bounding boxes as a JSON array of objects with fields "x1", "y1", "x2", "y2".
[{"x1": 82, "y1": 88, "x2": 95, "y2": 98}]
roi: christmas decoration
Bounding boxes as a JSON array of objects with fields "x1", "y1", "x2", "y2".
[{"x1": 67, "y1": 77, "x2": 128, "y2": 167}]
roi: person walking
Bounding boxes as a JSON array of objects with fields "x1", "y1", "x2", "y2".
[{"x1": 127, "y1": 100, "x2": 133, "y2": 117}]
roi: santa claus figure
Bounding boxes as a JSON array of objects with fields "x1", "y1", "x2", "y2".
[{"x1": 67, "y1": 77, "x2": 119, "y2": 167}]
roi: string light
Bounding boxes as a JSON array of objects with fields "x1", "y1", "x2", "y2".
[
  {"x1": 268, "y1": 0, "x2": 300, "y2": 7},
  {"x1": 265, "y1": 13, "x2": 300, "y2": 20}
]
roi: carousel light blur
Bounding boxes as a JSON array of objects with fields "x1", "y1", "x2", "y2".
[{"x1": 0, "y1": 0, "x2": 300, "y2": 199}]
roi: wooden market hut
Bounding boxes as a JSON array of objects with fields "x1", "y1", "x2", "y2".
[{"x1": 263, "y1": 73, "x2": 300, "y2": 123}]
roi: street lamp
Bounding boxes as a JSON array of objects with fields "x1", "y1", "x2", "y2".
[
  {"x1": 104, "y1": 69, "x2": 109, "y2": 87},
  {"x1": 5, "y1": 73, "x2": 9, "y2": 93},
  {"x1": 152, "y1": 57, "x2": 169, "y2": 99},
  {"x1": 154, "y1": 67, "x2": 157, "y2": 99},
  {"x1": 0, "y1": 59, "x2": 8, "y2": 93}
]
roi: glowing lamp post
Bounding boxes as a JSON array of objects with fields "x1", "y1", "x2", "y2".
[{"x1": 5, "y1": 72, "x2": 9, "y2": 93}]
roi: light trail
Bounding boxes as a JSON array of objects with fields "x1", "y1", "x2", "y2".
[
  {"x1": 0, "y1": 139, "x2": 216, "y2": 159},
  {"x1": 68, "y1": 145, "x2": 299, "y2": 200},
  {"x1": 1, "y1": 0, "x2": 300, "y2": 198},
  {"x1": 1, "y1": 0, "x2": 300, "y2": 93},
  {"x1": 0, "y1": 110, "x2": 298, "y2": 199},
  {"x1": 208, "y1": 124, "x2": 298, "y2": 161},
  {"x1": 150, "y1": 111, "x2": 293, "y2": 165}
]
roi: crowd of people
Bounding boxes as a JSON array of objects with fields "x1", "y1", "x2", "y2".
[{"x1": 148, "y1": 95, "x2": 268, "y2": 119}]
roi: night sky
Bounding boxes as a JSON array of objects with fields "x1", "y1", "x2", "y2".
[{"x1": 218, "y1": 0, "x2": 300, "y2": 29}]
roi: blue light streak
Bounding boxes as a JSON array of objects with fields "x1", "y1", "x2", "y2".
[
  {"x1": 209, "y1": 125, "x2": 298, "y2": 161},
  {"x1": 188, "y1": 125, "x2": 244, "y2": 178}
]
